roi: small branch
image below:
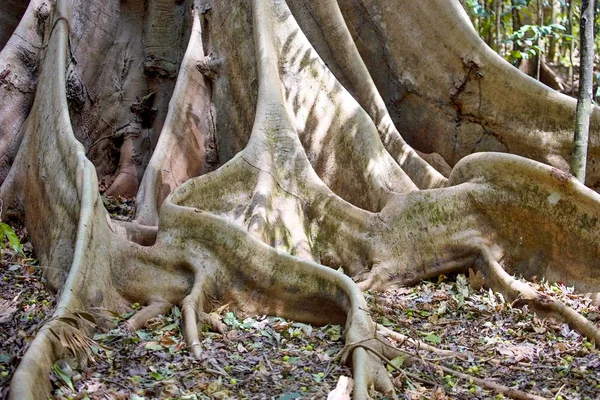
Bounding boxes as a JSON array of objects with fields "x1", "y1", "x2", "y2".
[{"x1": 377, "y1": 324, "x2": 470, "y2": 360}]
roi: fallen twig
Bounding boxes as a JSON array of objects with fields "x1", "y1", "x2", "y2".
[{"x1": 345, "y1": 339, "x2": 548, "y2": 400}]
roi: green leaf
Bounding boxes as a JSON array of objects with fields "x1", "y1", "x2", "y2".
[
  {"x1": 386, "y1": 355, "x2": 405, "y2": 372},
  {"x1": 380, "y1": 316, "x2": 394, "y2": 327},
  {"x1": 223, "y1": 312, "x2": 240, "y2": 328},
  {"x1": 325, "y1": 325, "x2": 341, "y2": 341},
  {"x1": 1, "y1": 223, "x2": 22, "y2": 254},
  {"x1": 52, "y1": 362, "x2": 74, "y2": 391},
  {"x1": 144, "y1": 342, "x2": 164, "y2": 351},
  {"x1": 93, "y1": 331, "x2": 122, "y2": 344},
  {"x1": 279, "y1": 394, "x2": 303, "y2": 400},
  {"x1": 150, "y1": 371, "x2": 165, "y2": 381},
  {"x1": 128, "y1": 375, "x2": 143, "y2": 384},
  {"x1": 157, "y1": 323, "x2": 178, "y2": 333},
  {"x1": 136, "y1": 330, "x2": 153, "y2": 340},
  {"x1": 424, "y1": 333, "x2": 442, "y2": 344}
]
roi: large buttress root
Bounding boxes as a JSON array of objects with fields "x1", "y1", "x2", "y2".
[
  {"x1": 336, "y1": 0, "x2": 600, "y2": 188},
  {"x1": 135, "y1": 11, "x2": 214, "y2": 226},
  {"x1": 157, "y1": 201, "x2": 397, "y2": 396},
  {"x1": 0, "y1": 0, "x2": 49, "y2": 185},
  {"x1": 3, "y1": 0, "x2": 600, "y2": 399}
]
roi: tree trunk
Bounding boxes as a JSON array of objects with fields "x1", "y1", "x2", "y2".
[
  {"x1": 568, "y1": 0, "x2": 575, "y2": 95},
  {"x1": 2, "y1": 0, "x2": 600, "y2": 399},
  {"x1": 548, "y1": 0, "x2": 558, "y2": 62},
  {"x1": 512, "y1": 0, "x2": 522, "y2": 45},
  {"x1": 571, "y1": 0, "x2": 596, "y2": 181},
  {"x1": 536, "y1": 0, "x2": 543, "y2": 81},
  {"x1": 494, "y1": 0, "x2": 502, "y2": 52}
]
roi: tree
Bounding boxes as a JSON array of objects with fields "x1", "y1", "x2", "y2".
[
  {"x1": 2, "y1": 0, "x2": 600, "y2": 398},
  {"x1": 571, "y1": 0, "x2": 595, "y2": 181}
]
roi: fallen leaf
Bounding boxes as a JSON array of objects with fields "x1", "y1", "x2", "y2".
[
  {"x1": 468, "y1": 268, "x2": 485, "y2": 291},
  {"x1": 0, "y1": 298, "x2": 17, "y2": 323},
  {"x1": 424, "y1": 333, "x2": 442, "y2": 344},
  {"x1": 496, "y1": 344, "x2": 535, "y2": 362}
]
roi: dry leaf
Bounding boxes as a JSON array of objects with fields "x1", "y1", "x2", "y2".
[
  {"x1": 497, "y1": 344, "x2": 535, "y2": 362},
  {"x1": 0, "y1": 298, "x2": 17, "y2": 323},
  {"x1": 468, "y1": 268, "x2": 485, "y2": 291}
]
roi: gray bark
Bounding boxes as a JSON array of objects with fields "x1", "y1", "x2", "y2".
[{"x1": 571, "y1": 0, "x2": 596, "y2": 181}]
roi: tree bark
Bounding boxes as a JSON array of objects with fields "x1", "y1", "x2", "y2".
[
  {"x1": 548, "y1": 0, "x2": 558, "y2": 62},
  {"x1": 536, "y1": 0, "x2": 543, "y2": 81},
  {"x1": 568, "y1": 0, "x2": 575, "y2": 95},
  {"x1": 571, "y1": 0, "x2": 596, "y2": 181}
]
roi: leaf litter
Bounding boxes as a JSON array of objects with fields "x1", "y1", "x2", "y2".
[
  {"x1": 0, "y1": 220, "x2": 57, "y2": 399},
  {"x1": 1, "y1": 201, "x2": 599, "y2": 399}
]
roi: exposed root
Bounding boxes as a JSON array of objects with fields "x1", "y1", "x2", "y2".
[
  {"x1": 158, "y1": 201, "x2": 397, "y2": 399},
  {"x1": 125, "y1": 300, "x2": 171, "y2": 333},
  {"x1": 180, "y1": 278, "x2": 226, "y2": 359},
  {"x1": 135, "y1": 10, "x2": 211, "y2": 226},
  {"x1": 295, "y1": 0, "x2": 447, "y2": 190},
  {"x1": 476, "y1": 246, "x2": 600, "y2": 344},
  {"x1": 182, "y1": 297, "x2": 203, "y2": 358},
  {"x1": 111, "y1": 219, "x2": 157, "y2": 245},
  {"x1": 351, "y1": 347, "x2": 396, "y2": 399},
  {"x1": 195, "y1": 310, "x2": 226, "y2": 335},
  {"x1": 346, "y1": 337, "x2": 548, "y2": 400}
]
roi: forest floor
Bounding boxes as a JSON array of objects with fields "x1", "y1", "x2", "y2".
[{"x1": 1, "y1": 197, "x2": 600, "y2": 400}]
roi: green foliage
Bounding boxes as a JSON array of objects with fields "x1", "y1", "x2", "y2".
[
  {"x1": 0, "y1": 222, "x2": 23, "y2": 255},
  {"x1": 423, "y1": 333, "x2": 442, "y2": 344},
  {"x1": 51, "y1": 362, "x2": 75, "y2": 392},
  {"x1": 507, "y1": 23, "x2": 569, "y2": 61},
  {"x1": 462, "y1": 0, "x2": 578, "y2": 65}
]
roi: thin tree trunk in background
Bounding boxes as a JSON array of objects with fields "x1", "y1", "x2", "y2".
[
  {"x1": 568, "y1": 0, "x2": 575, "y2": 95},
  {"x1": 548, "y1": 0, "x2": 557, "y2": 62},
  {"x1": 486, "y1": 0, "x2": 493, "y2": 46},
  {"x1": 536, "y1": 0, "x2": 542, "y2": 81},
  {"x1": 495, "y1": 0, "x2": 502, "y2": 51},
  {"x1": 571, "y1": 0, "x2": 596, "y2": 182},
  {"x1": 512, "y1": 0, "x2": 522, "y2": 52},
  {"x1": 561, "y1": 2, "x2": 568, "y2": 59},
  {"x1": 478, "y1": 0, "x2": 483, "y2": 36}
]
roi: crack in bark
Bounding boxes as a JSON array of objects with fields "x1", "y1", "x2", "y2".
[{"x1": 239, "y1": 154, "x2": 308, "y2": 206}]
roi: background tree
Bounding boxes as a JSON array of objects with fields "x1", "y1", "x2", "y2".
[
  {"x1": 572, "y1": 0, "x2": 596, "y2": 181},
  {"x1": 1, "y1": 0, "x2": 600, "y2": 399}
]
